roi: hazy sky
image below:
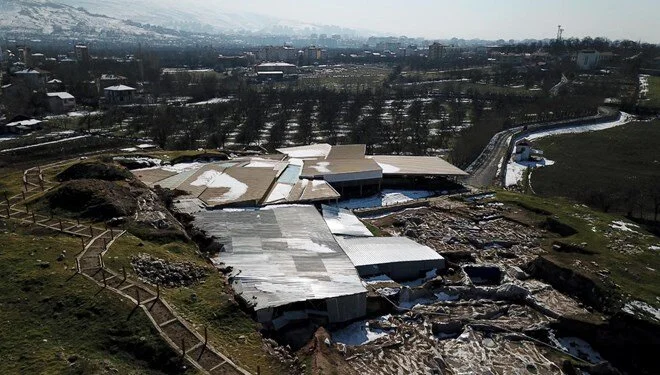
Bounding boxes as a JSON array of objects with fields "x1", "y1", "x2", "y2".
[{"x1": 220, "y1": 0, "x2": 659, "y2": 42}]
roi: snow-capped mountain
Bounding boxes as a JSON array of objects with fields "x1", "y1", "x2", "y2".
[
  {"x1": 55, "y1": 0, "x2": 371, "y2": 37},
  {"x1": 0, "y1": 0, "x2": 181, "y2": 40}
]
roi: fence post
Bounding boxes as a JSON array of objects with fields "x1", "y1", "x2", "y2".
[
  {"x1": 32, "y1": 212, "x2": 36, "y2": 223},
  {"x1": 6, "y1": 205, "x2": 10, "y2": 218},
  {"x1": 180, "y1": 339, "x2": 186, "y2": 361},
  {"x1": 21, "y1": 190, "x2": 26, "y2": 201},
  {"x1": 136, "y1": 289, "x2": 141, "y2": 306},
  {"x1": 59, "y1": 219, "x2": 64, "y2": 232},
  {"x1": 156, "y1": 283, "x2": 160, "y2": 300},
  {"x1": 102, "y1": 238, "x2": 107, "y2": 251},
  {"x1": 75, "y1": 258, "x2": 80, "y2": 274},
  {"x1": 102, "y1": 270, "x2": 107, "y2": 288},
  {"x1": 122, "y1": 266, "x2": 127, "y2": 283},
  {"x1": 89, "y1": 225, "x2": 93, "y2": 237},
  {"x1": 98, "y1": 254, "x2": 104, "y2": 269}
]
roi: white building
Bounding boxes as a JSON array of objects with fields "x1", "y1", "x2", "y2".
[
  {"x1": 104, "y1": 85, "x2": 136, "y2": 104},
  {"x1": 46, "y1": 92, "x2": 76, "y2": 113},
  {"x1": 513, "y1": 139, "x2": 543, "y2": 162},
  {"x1": 577, "y1": 50, "x2": 601, "y2": 70}
]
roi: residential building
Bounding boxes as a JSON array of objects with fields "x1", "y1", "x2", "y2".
[
  {"x1": 75, "y1": 45, "x2": 90, "y2": 64},
  {"x1": 577, "y1": 50, "x2": 601, "y2": 70},
  {"x1": 46, "y1": 92, "x2": 76, "y2": 114},
  {"x1": 104, "y1": 85, "x2": 136, "y2": 104},
  {"x1": 14, "y1": 68, "x2": 48, "y2": 90}
]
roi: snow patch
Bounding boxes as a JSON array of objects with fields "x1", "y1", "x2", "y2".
[
  {"x1": 377, "y1": 162, "x2": 401, "y2": 173},
  {"x1": 610, "y1": 220, "x2": 640, "y2": 234},
  {"x1": 332, "y1": 318, "x2": 391, "y2": 346},
  {"x1": 191, "y1": 170, "x2": 248, "y2": 203},
  {"x1": 310, "y1": 161, "x2": 331, "y2": 173},
  {"x1": 505, "y1": 159, "x2": 555, "y2": 187},
  {"x1": 622, "y1": 300, "x2": 660, "y2": 322}
]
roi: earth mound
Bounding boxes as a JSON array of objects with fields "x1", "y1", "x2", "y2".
[
  {"x1": 56, "y1": 161, "x2": 132, "y2": 182},
  {"x1": 45, "y1": 179, "x2": 137, "y2": 220}
]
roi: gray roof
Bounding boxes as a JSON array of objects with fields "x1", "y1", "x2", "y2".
[
  {"x1": 322, "y1": 205, "x2": 373, "y2": 237},
  {"x1": 193, "y1": 206, "x2": 366, "y2": 311},
  {"x1": 335, "y1": 236, "x2": 444, "y2": 267},
  {"x1": 367, "y1": 155, "x2": 468, "y2": 176}
]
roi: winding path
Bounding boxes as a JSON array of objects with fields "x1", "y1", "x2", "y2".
[{"x1": 0, "y1": 162, "x2": 252, "y2": 375}]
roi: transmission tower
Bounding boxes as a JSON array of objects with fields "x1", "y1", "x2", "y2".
[{"x1": 556, "y1": 25, "x2": 564, "y2": 41}]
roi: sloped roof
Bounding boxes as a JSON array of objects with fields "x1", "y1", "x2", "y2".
[
  {"x1": 103, "y1": 84, "x2": 136, "y2": 91},
  {"x1": 335, "y1": 236, "x2": 445, "y2": 268},
  {"x1": 46, "y1": 92, "x2": 74, "y2": 100},
  {"x1": 367, "y1": 155, "x2": 468, "y2": 176},
  {"x1": 194, "y1": 206, "x2": 367, "y2": 311}
]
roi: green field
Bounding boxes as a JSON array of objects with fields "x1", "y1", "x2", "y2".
[
  {"x1": 0, "y1": 222, "x2": 189, "y2": 374},
  {"x1": 531, "y1": 120, "x2": 660, "y2": 219}
]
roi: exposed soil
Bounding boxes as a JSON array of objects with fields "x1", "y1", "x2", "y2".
[{"x1": 56, "y1": 161, "x2": 132, "y2": 182}]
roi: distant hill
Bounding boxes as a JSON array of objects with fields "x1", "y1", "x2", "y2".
[
  {"x1": 55, "y1": 0, "x2": 373, "y2": 37},
  {"x1": 0, "y1": 0, "x2": 182, "y2": 40}
]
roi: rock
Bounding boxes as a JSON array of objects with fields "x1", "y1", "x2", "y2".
[
  {"x1": 404, "y1": 229, "x2": 418, "y2": 238},
  {"x1": 57, "y1": 253, "x2": 65, "y2": 261},
  {"x1": 67, "y1": 355, "x2": 78, "y2": 363},
  {"x1": 37, "y1": 261, "x2": 50, "y2": 268}
]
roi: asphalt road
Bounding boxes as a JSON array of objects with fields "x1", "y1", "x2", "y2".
[{"x1": 464, "y1": 107, "x2": 618, "y2": 188}]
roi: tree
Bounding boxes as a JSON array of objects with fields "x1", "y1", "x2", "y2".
[
  {"x1": 295, "y1": 100, "x2": 315, "y2": 145},
  {"x1": 407, "y1": 100, "x2": 430, "y2": 155}
]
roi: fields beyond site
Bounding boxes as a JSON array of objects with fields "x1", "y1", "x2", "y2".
[{"x1": 531, "y1": 120, "x2": 660, "y2": 221}]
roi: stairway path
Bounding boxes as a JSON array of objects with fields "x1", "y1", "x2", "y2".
[{"x1": 1, "y1": 162, "x2": 251, "y2": 375}]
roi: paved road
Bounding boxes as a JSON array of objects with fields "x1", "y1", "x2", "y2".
[{"x1": 465, "y1": 107, "x2": 618, "y2": 188}]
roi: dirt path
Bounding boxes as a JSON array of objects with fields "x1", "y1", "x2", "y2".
[{"x1": 1, "y1": 163, "x2": 252, "y2": 375}]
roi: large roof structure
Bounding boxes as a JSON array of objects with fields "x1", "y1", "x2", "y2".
[
  {"x1": 301, "y1": 158, "x2": 382, "y2": 182},
  {"x1": 322, "y1": 205, "x2": 373, "y2": 237},
  {"x1": 367, "y1": 155, "x2": 468, "y2": 176},
  {"x1": 335, "y1": 236, "x2": 446, "y2": 280},
  {"x1": 193, "y1": 206, "x2": 367, "y2": 325}
]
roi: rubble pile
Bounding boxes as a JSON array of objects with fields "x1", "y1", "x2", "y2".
[
  {"x1": 131, "y1": 254, "x2": 208, "y2": 287},
  {"x1": 370, "y1": 201, "x2": 545, "y2": 266}
]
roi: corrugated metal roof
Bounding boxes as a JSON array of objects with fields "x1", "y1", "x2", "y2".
[
  {"x1": 326, "y1": 144, "x2": 366, "y2": 160},
  {"x1": 301, "y1": 158, "x2": 382, "y2": 179},
  {"x1": 194, "y1": 206, "x2": 366, "y2": 312},
  {"x1": 276, "y1": 144, "x2": 332, "y2": 159},
  {"x1": 322, "y1": 205, "x2": 373, "y2": 237},
  {"x1": 367, "y1": 155, "x2": 468, "y2": 176},
  {"x1": 335, "y1": 236, "x2": 445, "y2": 267}
]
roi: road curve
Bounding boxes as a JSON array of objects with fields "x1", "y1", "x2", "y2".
[{"x1": 465, "y1": 107, "x2": 618, "y2": 188}]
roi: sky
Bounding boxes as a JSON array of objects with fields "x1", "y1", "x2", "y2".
[{"x1": 219, "y1": 0, "x2": 660, "y2": 42}]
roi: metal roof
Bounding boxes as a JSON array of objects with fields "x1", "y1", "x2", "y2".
[
  {"x1": 322, "y1": 205, "x2": 373, "y2": 237},
  {"x1": 193, "y1": 206, "x2": 366, "y2": 312},
  {"x1": 103, "y1": 84, "x2": 136, "y2": 91},
  {"x1": 276, "y1": 144, "x2": 332, "y2": 159},
  {"x1": 335, "y1": 236, "x2": 445, "y2": 267},
  {"x1": 367, "y1": 155, "x2": 468, "y2": 176},
  {"x1": 326, "y1": 144, "x2": 366, "y2": 160},
  {"x1": 301, "y1": 158, "x2": 382, "y2": 180}
]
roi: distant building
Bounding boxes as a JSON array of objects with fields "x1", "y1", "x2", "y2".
[
  {"x1": 99, "y1": 74, "x2": 127, "y2": 89},
  {"x1": 46, "y1": 78, "x2": 64, "y2": 92},
  {"x1": 577, "y1": 50, "x2": 601, "y2": 70},
  {"x1": 257, "y1": 46, "x2": 298, "y2": 63},
  {"x1": 4, "y1": 116, "x2": 43, "y2": 134},
  {"x1": 428, "y1": 42, "x2": 447, "y2": 60},
  {"x1": 46, "y1": 92, "x2": 76, "y2": 114},
  {"x1": 513, "y1": 139, "x2": 543, "y2": 162},
  {"x1": 75, "y1": 45, "x2": 90, "y2": 64},
  {"x1": 104, "y1": 85, "x2": 136, "y2": 104},
  {"x1": 255, "y1": 62, "x2": 298, "y2": 74},
  {"x1": 14, "y1": 68, "x2": 48, "y2": 90}
]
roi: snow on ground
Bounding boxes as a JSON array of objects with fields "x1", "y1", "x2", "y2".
[
  {"x1": 332, "y1": 316, "x2": 392, "y2": 346},
  {"x1": 525, "y1": 112, "x2": 633, "y2": 141},
  {"x1": 191, "y1": 170, "x2": 248, "y2": 203},
  {"x1": 650, "y1": 245, "x2": 660, "y2": 251},
  {"x1": 401, "y1": 269, "x2": 438, "y2": 288},
  {"x1": 639, "y1": 74, "x2": 650, "y2": 99},
  {"x1": 610, "y1": 220, "x2": 640, "y2": 234},
  {"x1": 187, "y1": 98, "x2": 231, "y2": 106},
  {"x1": 556, "y1": 337, "x2": 604, "y2": 364},
  {"x1": 337, "y1": 190, "x2": 436, "y2": 209},
  {"x1": 622, "y1": 300, "x2": 660, "y2": 323},
  {"x1": 398, "y1": 290, "x2": 459, "y2": 309},
  {"x1": 504, "y1": 159, "x2": 555, "y2": 187},
  {"x1": 362, "y1": 274, "x2": 395, "y2": 285}
]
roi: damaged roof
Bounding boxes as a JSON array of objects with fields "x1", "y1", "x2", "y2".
[{"x1": 194, "y1": 206, "x2": 367, "y2": 311}]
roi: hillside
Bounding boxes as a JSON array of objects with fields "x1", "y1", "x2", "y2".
[
  {"x1": 56, "y1": 0, "x2": 370, "y2": 36},
  {"x1": 0, "y1": 0, "x2": 181, "y2": 41}
]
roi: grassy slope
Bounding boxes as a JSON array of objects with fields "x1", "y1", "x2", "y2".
[
  {"x1": 531, "y1": 120, "x2": 660, "y2": 213},
  {"x1": 0, "y1": 222, "x2": 192, "y2": 375},
  {"x1": 496, "y1": 191, "x2": 660, "y2": 308},
  {"x1": 106, "y1": 234, "x2": 290, "y2": 375}
]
